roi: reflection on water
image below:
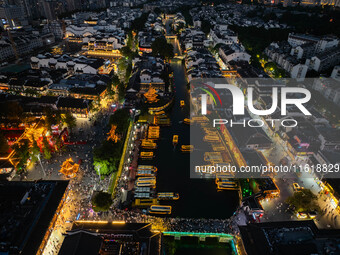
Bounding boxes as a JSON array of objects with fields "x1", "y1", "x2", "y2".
[{"x1": 153, "y1": 60, "x2": 239, "y2": 219}]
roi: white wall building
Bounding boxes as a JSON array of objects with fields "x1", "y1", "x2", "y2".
[
  {"x1": 309, "y1": 47, "x2": 340, "y2": 72},
  {"x1": 218, "y1": 43, "x2": 251, "y2": 64},
  {"x1": 31, "y1": 54, "x2": 103, "y2": 75},
  {"x1": 209, "y1": 25, "x2": 238, "y2": 47}
]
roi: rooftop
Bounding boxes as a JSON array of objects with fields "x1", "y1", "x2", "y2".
[
  {"x1": 239, "y1": 220, "x2": 340, "y2": 255},
  {"x1": 0, "y1": 181, "x2": 69, "y2": 255}
]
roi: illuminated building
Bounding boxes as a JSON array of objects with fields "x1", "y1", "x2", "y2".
[
  {"x1": 82, "y1": 36, "x2": 124, "y2": 58},
  {"x1": 48, "y1": 73, "x2": 110, "y2": 100},
  {"x1": 107, "y1": 125, "x2": 120, "y2": 143},
  {"x1": 57, "y1": 97, "x2": 90, "y2": 118},
  {"x1": 141, "y1": 139, "x2": 157, "y2": 149},
  {"x1": 59, "y1": 222, "x2": 160, "y2": 255},
  {"x1": 0, "y1": 181, "x2": 69, "y2": 255},
  {"x1": 242, "y1": 194, "x2": 264, "y2": 222},
  {"x1": 239, "y1": 221, "x2": 340, "y2": 255},
  {"x1": 219, "y1": 43, "x2": 251, "y2": 64},
  {"x1": 31, "y1": 53, "x2": 104, "y2": 75},
  {"x1": 144, "y1": 87, "x2": 159, "y2": 103},
  {"x1": 51, "y1": 46, "x2": 63, "y2": 55},
  {"x1": 125, "y1": 56, "x2": 171, "y2": 105},
  {"x1": 59, "y1": 158, "x2": 79, "y2": 178}
]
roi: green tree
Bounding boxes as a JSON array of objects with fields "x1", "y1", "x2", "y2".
[
  {"x1": 93, "y1": 109, "x2": 130, "y2": 176},
  {"x1": 30, "y1": 136, "x2": 41, "y2": 164},
  {"x1": 62, "y1": 112, "x2": 76, "y2": 132},
  {"x1": 12, "y1": 140, "x2": 30, "y2": 170},
  {"x1": 91, "y1": 191, "x2": 113, "y2": 212},
  {"x1": 286, "y1": 189, "x2": 321, "y2": 213},
  {"x1": 130, "y1": 12, "x2": 149, "y2": 32},
  {"x1": 201, "y1": 19, "x2": 212, "y2": 35},
  {"x1": 93, "y1": 140, "x2": 120, "y2": 176},
  {"x1": 42, "y1": 136, "x2": 51, "y2": 160},
  {"x1": 0, "y1": 132, "x2": 9, "y2": 155},
  {"x1": 133, "y1": 35, "x2": 139, "y2": 51},
  {"x1": 54, "y1": 136, "x2": 63, "y2": 151},
  {"x1": 107, "y1": 74, "x2": 120, "y2": 96},
  {"x1": 44, "y1": 108, "x2": 62, "y2": 131},
  {"x1": 151, "y1": 37, "x2": 174, "y2": 60},
  {"x1": 117, "y1": 82, "x2": 126, "y2": 102},
  {"x1": 94, "y1": 160, "x2": 112, "y2": 176},
  {"x1": 180, "y1": 6, "x2": 193, "y2": 26},
  {"x1": 111, "y1": 74, "x2": 120, "y2": 85},
  {"x1": 120, "y1": 46, "x2": 133, "y2": 59},
  {"x1": 118, "y1": 57, "x2": 128, "y2": 70},
  {"x1": 44, "y1": 108, "x2": 54, "y2": 131},
  {"x1": 126, "y1": 32, "x2": 132, "y2": 49},
  {"x1": 125, "y1": 62, "x2": 132, "y2": 82},
  {"x1": 109, "y1": 109, "x2": 130, "y2": 134}
]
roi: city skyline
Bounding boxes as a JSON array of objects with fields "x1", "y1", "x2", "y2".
[{"x1": 0, "y1": 1, "x2": 340, "y2": 255}]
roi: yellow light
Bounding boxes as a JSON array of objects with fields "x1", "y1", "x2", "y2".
[
  {"x1": 111, "y1": 221, "x2": 125, "y2": 224},
  {"x1": 76, "y1": 220, "x2": 108, "y2": 224}
]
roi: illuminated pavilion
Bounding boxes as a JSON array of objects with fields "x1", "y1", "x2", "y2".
[
  {"x1": 107, "y1": 125, "x2": 120, "y2": 143},
  {"x1": 60, "y1": 158, "x2": 79, "y2": 178},
  {"x1": 144, "y1": 87, "x2": 159, "y2": 103}
]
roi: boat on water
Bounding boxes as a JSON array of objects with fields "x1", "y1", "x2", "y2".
[
  {"x1": 141, "y1": 139, "x2": 157, "y2": 149},
  {"x1": 157, "y1": 192, "x2": 179, "y2": 200},
  {"x1": 137, "y1": 165, "x2": 158, "y2": 172},
  {"x1": 183, "y1": 118, "x2": 191, "y2": 125},
  {"x1": 135, "y1": 180, "x2": 156, "y2": 187},
  {"x1": 154, "y1": 110, "x2": 165, "y2": 115},
  {"x1": 155, "y1": 117, "x2": 171, "y2": 126},
  {"x1": 148, "y1": 126, "x2": 160, "y2": 139},
  {"x1": 134, "y1": 198, "x2": 158, "y2": 206},
  {"x1": 149, "y1": 205, "x2": 172, "y2": 215},
  {"x1": 137, "y1": 176, "x2": 156, "y2": 183},
  {"x1": 135, "y1": 187, "x2": 152, "y2": 193},
  {"x1": 172, "y1": 135, "x2": 178, "y2": 145},
  {"x1": 181, "y1": 145, "x2": 194, "y2": 152},
  {"x1": 136, "y1": 170, "x2": 156, "y2": 177},
  {"x1": 134, "y1": 193, "x2": 153, "y2": 199},
  {"x1": 140, "y1": 151, "x2": 154, "y2": 159}
]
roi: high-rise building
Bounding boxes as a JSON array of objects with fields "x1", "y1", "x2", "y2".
[
  {"x1": 38, "y1": 0, "x2": 65, "y2": 20},
  {"x1": 0, "y1": 4, "x2": 28, "y2": 28}
]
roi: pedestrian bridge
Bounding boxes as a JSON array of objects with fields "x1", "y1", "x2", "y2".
[
  {"x1": 163, "y1": 231, "x2": 234, "y2": 242},
  {"x1": 172, "y1": 55, "x2": 185, "y2": 60},
  {"x1": 166, "y1": 35, "x2": 177, "y2": 39}
]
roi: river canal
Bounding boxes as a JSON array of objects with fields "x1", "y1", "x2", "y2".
[{"x1": 151, "y1": 57, "x2": 239, "y2": 219}]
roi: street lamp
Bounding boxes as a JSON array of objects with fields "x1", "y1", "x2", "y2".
[
  {"x1": 96, "y1": 165, "x2": 101, "y2": 182},
  {"x1": 37, "y1": 154, "x2": 46, "y2": 178}
]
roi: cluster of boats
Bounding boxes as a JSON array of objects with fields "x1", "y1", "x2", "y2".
[
  {"x1": 134, "y1": 164, "x2": 177, "y2": 215},
  {"x1": 134, "y1": 120, "x2": 193, "y2": 215},
  {"x1": 140, "y1": 126, "x2": 160, "y2": 159}
]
